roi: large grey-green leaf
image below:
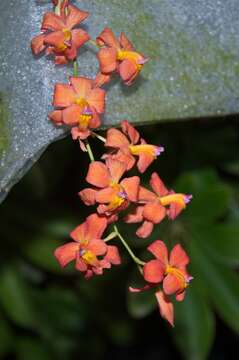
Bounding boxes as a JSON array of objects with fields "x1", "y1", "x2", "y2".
[
  {"x1": 189, "y1": 238, "x2": 239, "y2": 333},
  {"x1": 174, "y1": 284, "x2": 215, "y2": 360},
  {"x1": 1, "y1": 0, "x2": 239, "y2": 200}
]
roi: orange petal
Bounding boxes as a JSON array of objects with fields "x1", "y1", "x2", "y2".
[
  {"x1": 78, "y1": 188, "x2": 97, "y2": 205},
  {"x1": 121, "y1": 176, "x2": 140, "y2": 202},
  {"x1": 119, "y1": 59, "x2": 138, "y2": 85},
  {"x1": 71, "y1": 28, "x2": 90, "y2": 48},
  {"x1": 87, "y1": 88, "x2": 105, "y2": 114},
  {"x1": 94, "y1": 72, "x2": 111, "y2": 87},
  {"x1": 124, "y1": 205, "x2": 144, "y2": 223},
  {"x1": 89, "y1": 107, "x2": 101, "y2": 129},
  {"x1": 137, "y1": 152, "x2": 155, "y2": 173},
  {"x1": 143, "y1": 260, "x2": 165, "y2": 283},
  {"x1": 48, "y1": 110, "x2": 63, "y2": 125},
  {"x1": 168, "y1": 201, "x2": 185, "y2": 220},
  {"x1": 169, "y1": 244, "x2": 189, "y2": 268},
  {"x1": 97, "y1": 47, "x2": 118, "y2": 74},
  {"x1": 65, "y1": 5, "x2": 89, "y2": 29},
  {"x1": 104, "y1": 245, "x2": 121, "y2": 265},
  {"x1": 176, "y1": 291, "x2": 185, "y2": 302},
  {"x1": 43, "y1": 30, "x2": 66, "y2": 48},
  {"x1": 64, "y1": 44, "x2": 77, "y2": 61},
  {"x1": 136, "y1": 220, "x2": 154, "y2": 238},
  {"x1": 54, "y1": 55, "x2": 68, "y2": 65},
  {"x1": 147, "y1": 240, "x2": 168, "y2": 265},
  {"x1": 86, "y1": 161, "x2": 110, "y2": 188},
  {"x1": 96, "y1": 27, "x2": 119, "y2": 48},
  {"x1": 119, "y1": 32, "x2": 134, "y2": 51},
  {"x1": 62, "y1": 104, "x2": 82, "y2": 125},
  {"x1": 41, "y1": 12, "x2": 65, "y2": 31},
  {"x1": 138, "y1": 186, "x2": 157, "y2": 202},
  {"x1": 53, "y1": 83, "x2": 76, "y2": 107},
  {"x1": 69, "y1": 76, "x2": 92, "y2": 98},
  {"x1": 163, "y1": 274, "x2": 181, "y2": 296},
  {"x1": 86, "y1": 214, "x2": 107, "y2": 240},
  {"x1": 31, "y1": 34, "x2": 46, "y2": 55},
  {"x1": 106, "y1": 128, "x2": 130, "y2": 148},
  {"x1": 113, "y1": 150, "x2": 135, "y2": 171},
  {"x1": 150, "y1": 173, "x2": 168, "y2": 196},
  {"x1": 88, "y1": 239, "x2": 107, "y2": 256},
  {"x1": 54, "y1": 242, "x2": 78, "y2": 267},
  {"x1": 96, "y1": 187, "x2": 117, "y2": 204},
  {"x1": 155, "y1": 291, "x2": 174, "y2": 327},
  {"x1": 75, "y1": 257, "x2": 87, "y2": 272},
  {"x1": 106, "y1": 158, "x2": 126, "y2": 183},
  {"x1": 70, "y1": 222, "x2": 87, "y2": 242},
  {"x1": 143, "y1": 202, "x2": 166, "y2": 224},
  {"x1": 121, "y1": 120, "x2": 140, "y2": 144}
]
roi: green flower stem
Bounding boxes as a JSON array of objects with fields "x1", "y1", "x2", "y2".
[
  {"x1": 104, "y1": 231, "x2": 118, "y2": 242},
  {"x1": 73, "y1": 60, "x2": 78, "y2": 77},
  {"x1": 54, "y1": 0, "x2": 63, "y2": 15},
  {"x1": 85, "y1": 140, "x2": 95, "y2": 162},
  {"x1": 91, "y1": 131, "x2": 106, "y2": 143},
  {"x1": 113, "y1": 226, "x2": 145, "y2": 267}
]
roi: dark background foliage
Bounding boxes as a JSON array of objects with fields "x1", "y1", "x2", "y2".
[{"x1": 0, "y1": 116, "x2": 239, "y2": 360}]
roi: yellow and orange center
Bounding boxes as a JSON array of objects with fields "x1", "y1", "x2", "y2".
[
  {"x1": 74, "y1": 98, "x2": 92, "y2": 128},
  {"x1": 117, "y1": 50, "x2": 143, "y2": 71},
  {"x1": 80, "y1": 249, "x2": 97, "y2": 265},
  {"x1": 165, "y1": 265, "x2": 188, "y2": 290},
  {"x1": 107, "y1": 182, "x2": 126, "y2": 211},
  {"x1": 159, "y1": 194, "x2": 186, "y2": 208},
  {"x1": 57, "y1": 28, "x2": 72, "y2": 51}
]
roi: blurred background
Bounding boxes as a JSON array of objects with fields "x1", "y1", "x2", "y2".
[{"x1": 0, "y1": 116, "x2": 239, "y2": 360}]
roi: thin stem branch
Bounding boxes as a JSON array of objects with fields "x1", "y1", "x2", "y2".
[
  {"x1": 104, "y1": 231, "x2": 118, "y2": 242},
  {"x1": 91, "y1": 131, "x2": 106, "y2": 143},
  {"x1": 113, "y1": 226, "x2": 145, "y2": 266},
  {"x1": 73, "y1": 60, "x2": 78, "y2": 77},
  {"x1": 85, "y1": 140, "x2": 95, "y2": 162}
]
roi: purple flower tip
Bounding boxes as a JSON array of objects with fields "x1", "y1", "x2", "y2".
[
  {"x1": 155, "y1": 146, "x2": 164, "y2": 156},
  {"x1": 118, "y1": 191, "x2": 127, "y2": 199},
  {"x1": 83, "y1": 106, "x2": 93, "y2": 116},
  {"x1": 184, "y1": 194, "x2": 193, "y2": 204}
]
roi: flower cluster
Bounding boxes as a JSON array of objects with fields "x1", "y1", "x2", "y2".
[{"x1": 31, "y1": 0, "x2": 193, "y2": 327}]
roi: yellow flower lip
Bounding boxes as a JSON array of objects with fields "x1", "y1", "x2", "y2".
[
  {"x1": 160, "y1": 193, "x2": 187, "y2": 207},
  {"x1": 62, "y1": 28, "x2": 72, "y2": 41},
  {"x1": 166, "y1": 265, "x2": 188, "y2": 289},
  {"x1": 75, "y1": 97, "x2": 88, "y2": 107},
  {"x1": 129, "y1": 144, "x2": 164, "y2": 157},
  {"x1": 117, "y1": 50, "x2": 149, "y2": 71},
  {"x1": 81, "y1": 249, "x2": 97, "y2": 265}
]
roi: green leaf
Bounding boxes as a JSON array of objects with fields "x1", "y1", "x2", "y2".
[
  {"x1": 174, "y1": 282, "x2": 215, "y2": 360},
  {"x1": 127, "y1": 288, "x2": 157, "y2": 319},
  {"x1": 0, "y1": 265, "x2": 36, "y2": 328},
  {"x1": 0, "y1": 312, "x2": 14, "y2": 356},
  {"x1": 200, "y1": 223, "x2": 239, "y2": 266},
  {"x1": 16, "y1": 338, "x2": 52, "y2": 360},
  {"x1": 175, "y1": 170, "x2": 231, "y2": 223},
  {"x1": 189, "y1": 238, "x2": 239, "y2": 333},
  {"x1": 23, "y1": 236, "x2": 75, "y2": 274}
]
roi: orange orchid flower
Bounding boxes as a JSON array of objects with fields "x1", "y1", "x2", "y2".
[
  {"x1": 54, "y1": 214, "x2": 121, "y2": 279},
  {"x1": 48, "y1": 76, "x2": 105, "y2": 140},
  {"x1": 79, "y1": 158, "x2": 140, "y2": 216},
  {"x1": 143, "y1": 240, "x2": 193, "y2": 301},
  {"x1": 31, "y1": 4, "x2": 89, "y2": 64},
  {"x1": 129, "y1": 240, "x2": 192, "y2": 326},
  {"x1": 104, "y1": 120, "x2": 164, "y2": 173},
  {"x1": 125, "y1": 172, "x2": 192, "y2": 238},
  {"x1": 96, "y1": 27, "x2": 149, "y2": 85}
]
